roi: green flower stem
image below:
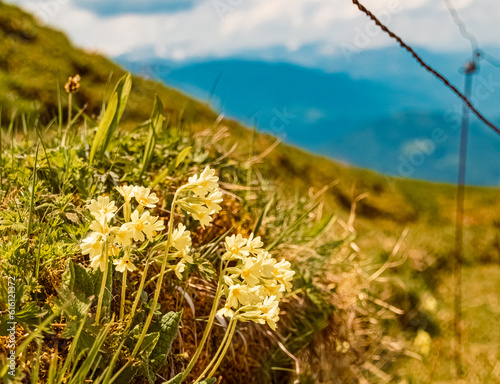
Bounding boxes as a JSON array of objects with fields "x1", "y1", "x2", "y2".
[
  {"x1": 61, "y1": 93, "x2": 72, "y2": 146},
  {"x1": 131, "y1": 187, "x2": 183, "y2": 358},
  {"x1": 124, "y1": 255, "x2": 152, "y2": 333},
  {"x1": 120, "y1": 268, "x2": 127, "y2": 321},
  {"x1": 181, "y1": 262, "x2": 226, "y2": 381},
  {"x1": 194, "y1": 316, "x2": 237, "y2": 383},
  {"x1": 124, "y1": 200, "x2": 131, "y2": 222},
  {"x1": 206, "y1": 318, "x2": 238, "y2": 379},
  {"x1": 95, "y1": 240, "x2": 109, "y2": 324}
]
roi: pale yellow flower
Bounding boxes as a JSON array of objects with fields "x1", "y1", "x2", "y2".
[
  {"x1": 257, "y1": 296, "x2": 280, "y2": 330},
  {"x1": 216, "y1": 304, "x2": 235, "y2": 318},
  {"x1": 133, "y1": 187, "x2": 159, "y2": 208},
  {"x1": 114, "y1": 224, "x2": 133, "y2": 246},
  {"x1": 88, "y1": 196, "x2": 117, "y2": 223},
  {"x1": 203, "y1": 189, "x2": 223, "y2": 213},
  {"x1": 90, "y1": 253, "x2": 107, "y2": 272},
  {"x1": 171, "y1": 223, "x2": 192, "y2": 251},
  {"x1": 172, "y1": 261, "x2": 186, "y2": 280},
  {"x1": 81, "y1": 232, "x2": 102, "y2": 259},
  {"x1": 89, "y1": 217, "x2": 112, "y2": 239},
  {"x1": 174, "y1": 248, "x2": 194, "y2": 264},
  {"x1": 227, "y1": 284, "x2": 251, "y2": 308},
  {"x1": 114, "y1": 256, "x2": 137, "y2": 273},
  {"x1": 190, "y1": 205, "x2": 213, "y2": 229},
  {"x1": 414, "y1": 330, "x2": 432, "y2": 356},
  {"x1": 259, "y1": 252, "x2": 276, "y2": 278},
  {"x1": 240, "y1": 257, "x2": 262, "y2": 287},
  {"x1": 115, "y1": 185, "x2": 135, "y2": 203},
  {"x1": 187, "y1": 166, "x2": 219, "y2": 196},
  {"x1": 223, "y1": 234, "x2": 250, "y2": 260},
  {"x1": 273, "y1": 259, "x2": 295, "y2": 292},
  {"x1": 143, "y1": 215, "x2": 165, "y2": 242},
  {"x1": 247, "y1": 233, "x2": 264, "y2": 255},
  {"x1": 127, "y1": 210, "x2": 151, "y2": 242},
  {"x1": 263, "y1": 283, "x2": 283, "y2": 300}
]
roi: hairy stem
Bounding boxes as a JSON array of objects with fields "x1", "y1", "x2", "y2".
[
  {"x1": 95, "y1": 240, "x2": 108, "y2": 324},
  {"x1": 120, "y1": 268, "x2": 127, "y2": 321},
  {"x1": 182, "y1": 262, "x2": 226, "y2": 381},
  {"x1": 194, "y1": 317, "x2": 236, "y2": 383},
  {"x1": 131, "y1": 188, "x2": 182, "y2": 357},
  {"x1": 207, "y1": 319, "x2": 238, "y2": 379},
  {"x1": 124, "y1": 255, "x2": 152, "y2": 333}
]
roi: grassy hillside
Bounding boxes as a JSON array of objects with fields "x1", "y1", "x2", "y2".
[{"x1": 1, "y1": 2, "x2": 500, "y2": 382}]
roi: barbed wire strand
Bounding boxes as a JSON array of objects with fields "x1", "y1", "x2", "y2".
[{"x1": 351, "y1": 0, "x2": 500, "y2": 136}]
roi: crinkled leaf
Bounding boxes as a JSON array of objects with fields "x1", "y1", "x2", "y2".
[{"x1": 150, "y1": 311, "x2": 182, "y2": 371}]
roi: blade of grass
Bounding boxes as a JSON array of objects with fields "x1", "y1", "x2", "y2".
[{"x1": 26, "y1": 141, "x2": 40, "y2": 254}]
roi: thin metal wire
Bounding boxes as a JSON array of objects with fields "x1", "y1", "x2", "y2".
[
  {"x1": 442, "y1": 0, "x2": 500, "y2": 69},
  {"x1": 351, "y1": 0, "x2": 500, "y2": 136},
  {"x1": 443, "y1": 0, "x2": 479, "y2": 52}
]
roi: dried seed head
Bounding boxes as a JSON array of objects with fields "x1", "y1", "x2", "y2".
[{"x1": 64, "y1": 74, "x2": 81, "y2": 94}]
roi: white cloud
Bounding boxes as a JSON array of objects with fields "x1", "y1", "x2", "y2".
[{"x1": 6, "y1": 0, "x2": 500, "y2": 61}]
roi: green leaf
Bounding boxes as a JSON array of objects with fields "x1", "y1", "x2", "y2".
[
  {"x1": 253, "y1": 195, "x2": 275, "y2": 234},
  {"x1": 100, "y1": 73, "x2": 132, "y2": 158},
  {"x1": 199, "y1": 379, "x2": 217, "y2": 384},
  {"x1": 150, "y1": 311, "x2": 182, "y2": 371},
  {"x1": 315, "y1": 239, "x2": 345, "y2": 257},
  {"x1": 139, "y1": 332, "x2": 160, "y2": 384},
  {"x1": 140, "y1": 95, "x2": 163, "y2": 178},
  {"x1": 90, "y1": 93, "x2": 118, "y2": 164},
  {"x1": 175, "y1": 146, "x2": 191, "y2": 167},
  {"x1": 62, "y1": 261, "x2": 94, "y2": 300},
  {"x1": 163, "y1": 373, "x2": 183, "y2": 384}
]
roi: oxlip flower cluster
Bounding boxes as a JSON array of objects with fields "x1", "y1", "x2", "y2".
[
  {"x1": 80, "y1": 186, "x2": 164, "y2": 322},
  {"x1": 217, "y1": 233, "x2": 295, "y2": 331},
  {"x1": 178, "y1": 166, "x2": 223, "y2": 228},
  {"x1": 81, "y1": 187, "x2": 164, "y2": 273}
]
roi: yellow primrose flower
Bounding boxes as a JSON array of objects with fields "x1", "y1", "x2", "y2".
[
  {"x1": 115, "y1": 185, "x2": 135, "y2": 203},
  {"x1": 263, "y1": 283, "x2": 283, "y2": 300},
  {"x1": 240, "y1": 257, "x2": 262, "y2": 287},
  {"x1": 203, "y1": 189, "x2": 223, "y2": 213},
  {"x1": 88, "y1": 196, "x2": 117, "y2": 223},
  {"x1": 90, "y1": 253, "x2": 107, "y2": 272},
  {"x1": 143, "y1": 215, "x2": 165, "y2": 241},
  {"x1": 258, "y1": 252, "x2": 276, "y2": 278},
  {"x1": 171, "y1": 223, "x2": 192, "y2": 251},
  {"x1": 81, "y1": 232, "x2": 102, "y2": 259},
  {"x1": 273, "y1": 259, "x2": 295, "y2": 292},
  {"x1": 187, "y1": 166, "x2": 219, "y2": 197},
  {"x1": 133, "y1": 186, "x2": 159, "y2": 208},
  {"x1": 114, "y1": 256, "x2": 137, "y2": 273},
  {"x1": 414, "y1": 330, "x2": 432, "y2": 356},
  {"x1": 227, "y1": 284, "x2": 251, "y2": 308},
  {"x1": 173, "y1": 248, "x2": 194, "y2": 264},
  {"x1": 173, "y1": 261, "x2": 186, "y2": 280},
  {"x1": 114, "y1": 224, "x2": 134, "y2": 246},
  {"x1": 223, "y1": 234, "x2": 250, "y2": 260},
  {"x1": 247, "y1": 233, "x2": 264, "y2": 255},
  {"x1": 89, "y1": 217, "x2": 113, "y2": 239},
  {"x1": 216, "y1": 304, "x2": 235, "y2": 318},
  {"x1": 190, "y1": 205, "x2": 214, "y2": 229},
  {"x1": 258, "y1": 296, "x2": 280, "y2": 330},
  {"x1": 127, "y1": 210, "x2": 151, "y2": 242}
]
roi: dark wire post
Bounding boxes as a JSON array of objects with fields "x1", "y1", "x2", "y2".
[{"x1": 454, "y1": 59, "x2": 476, "y2": 378}]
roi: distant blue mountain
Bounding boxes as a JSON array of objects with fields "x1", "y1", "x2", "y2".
[{"x1": 118, "y1": 47, "x2": 500, "y2": 185}]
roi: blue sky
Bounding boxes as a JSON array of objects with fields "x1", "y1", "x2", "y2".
[{"x1": 7, "y1": 0, "x2": 500, "y2": 64}]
